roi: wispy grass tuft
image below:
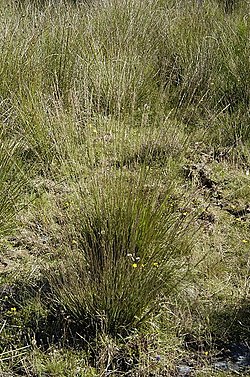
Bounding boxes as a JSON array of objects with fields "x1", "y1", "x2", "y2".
[{"x1": 47, "y1": 166, "x2": 193, "y2": 336}]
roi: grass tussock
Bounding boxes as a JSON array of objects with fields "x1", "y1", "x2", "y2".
[{"x1": 47, "y1": 170, "x2": 193, "y2": 337}]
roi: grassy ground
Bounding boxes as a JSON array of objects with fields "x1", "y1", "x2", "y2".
[{"x1": 0, "y1": 0, "x2": 250, "y2": 375}]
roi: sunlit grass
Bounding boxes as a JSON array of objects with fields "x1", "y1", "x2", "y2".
[{"x1": 0, "y1": 0, "x2": 250, "y2": 375}]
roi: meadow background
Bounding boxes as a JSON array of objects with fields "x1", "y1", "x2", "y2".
[{"x1": 0, "y1": 0, "x2": 250, "y2": 375}]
